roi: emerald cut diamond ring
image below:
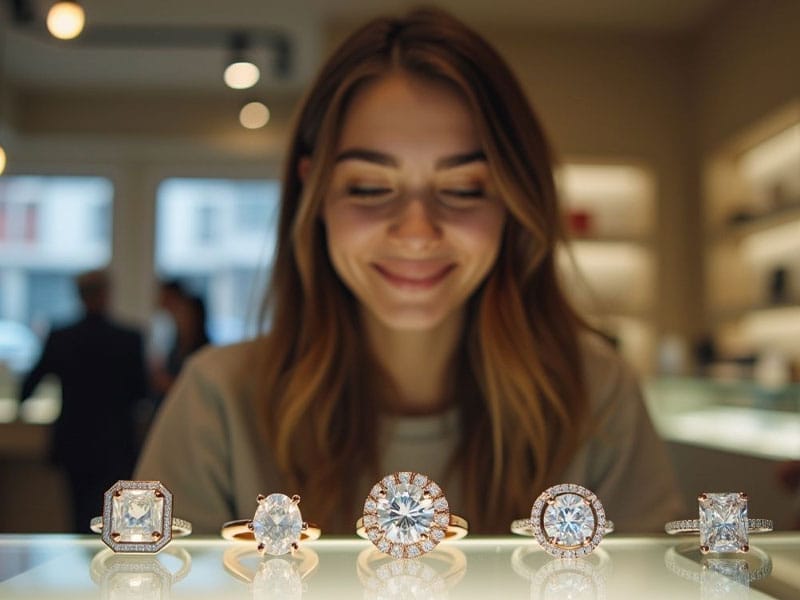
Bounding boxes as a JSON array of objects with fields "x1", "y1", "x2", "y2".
[
  {"x1": 511, "y1": 483, "x2": 614, "y2": 558},
  {"x1": 90, "y1": 480, "x2": 192, "y2": 554},
  {"x1": 221, "y1": 493, "x2": 322, "y2": 556},
  {"x1": 665, "y1": 492, "x2": 773, "y2": 554},
  {"x1": 356, "y1": 472, "x2": 469, "y2": 558}
]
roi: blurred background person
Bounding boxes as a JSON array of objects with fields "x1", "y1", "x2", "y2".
[
  {"x1": 150, "y1": 279, "x2": 210, "y2": 407},
  {"x1": 18, "y1": 269, "x2": 148, "y2": 533}
]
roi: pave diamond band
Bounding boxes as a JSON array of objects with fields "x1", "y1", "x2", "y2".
[
  {"x1": 90, "y1": 516, "x2": 193, "y2": 536},
  {"x1": 221, "y1": 493, "x2": 322, "y2": 556},
  {"x1": 665, "y1": 492, "x2": 773, "y2": 554},
  {"x1": 90, "y1": 480, "x2": 192, "y2": 554},
  {"x1": 357, "y1": 472, "x2": 469, "y2": 559},
  {"x1": 512, "y1": 483, "x2": 613, "y2": 558},
  {"x1": 664, "y1": 518, "x2": 774, "y2": 535}
]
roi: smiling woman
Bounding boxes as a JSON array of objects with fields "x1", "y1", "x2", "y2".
[{"x1": 135, "y1": 7, "x2": 683, "y2": 536}]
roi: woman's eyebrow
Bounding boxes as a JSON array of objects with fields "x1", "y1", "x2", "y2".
[{"x1": 333, "y1": 148, "x2": 487, "y2": 170}]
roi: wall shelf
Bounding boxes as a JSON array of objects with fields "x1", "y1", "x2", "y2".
[
  {"x1": 704, "y1": 104, "x2": 800, "y2": 362},
  {"x1": 557, "y1": 161, "x2": 656, "y2": 374}
]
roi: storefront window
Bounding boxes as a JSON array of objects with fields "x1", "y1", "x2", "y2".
[{"x1": 154, "y1": 178, "x2": 280, "y2": 346}]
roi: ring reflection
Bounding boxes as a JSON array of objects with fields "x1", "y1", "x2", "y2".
[
  {"x1": 356, "y1": 545, "x2": 467, "y2": 599},
  {"x1": 511, "y1": 545, "x2": 612, "y2": 600}
]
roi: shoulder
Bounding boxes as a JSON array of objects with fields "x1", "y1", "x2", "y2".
[
  {"x1": 178, "y1": 336, "x2": 268, "y2": 398},
  {"x1": 578, "y1": 331, "x2": 642, "y2": 414}
]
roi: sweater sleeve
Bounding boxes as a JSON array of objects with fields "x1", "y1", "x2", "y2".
[{"x1": 134, "y1": 351, "x2": 235, "y2": 533}]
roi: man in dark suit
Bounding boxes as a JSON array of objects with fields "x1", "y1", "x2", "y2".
[{"x1": 19, "y1": 269, "x2": 148, "y2": 533}]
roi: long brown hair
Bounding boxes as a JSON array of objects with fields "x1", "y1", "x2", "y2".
[{"x1": 256, "y1": 7, "x2": 589, "y2": 532}]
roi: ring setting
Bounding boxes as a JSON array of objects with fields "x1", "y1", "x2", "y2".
[
  {"x1": 221, "y1": 493, "x2": 322, "y2": 556},
  {"x1": 511, "y1": 483, "x2": 614, "y2": 558},
  {"x1": 90, "y1": 480, "x2": 192, "y2": 554},
  {"x1": 664, "y1": 492, "x2": 773, "y2": 554},
  {"x1": 357, "y1": 472, "x2": 468, "y2": 559}
]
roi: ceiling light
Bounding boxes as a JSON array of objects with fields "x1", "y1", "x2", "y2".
[
  {"x1": 46, "y1": 1, "x2": 86, "y2": 40},
  {"x1": 224, "y1": 62, "x2": 260, "y2": 90},
  {"x1": 224, "y1": 32, "x2": 260, "y2": 90},
  {"x1": 239, "y1": 102, "x2": 270, "y2": 129}
]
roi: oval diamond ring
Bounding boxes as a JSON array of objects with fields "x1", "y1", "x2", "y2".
[
  {"x1": 221, "y1": 493, "x2": 322, "y2": 556},
  {"x1": 356, "y1": 472, "x2": 468, "y2": 558},
  {"x1": 511, "y1": 483, "x2": 614, "y2": 558}
]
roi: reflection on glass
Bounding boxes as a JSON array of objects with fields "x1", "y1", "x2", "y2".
[
  {"x1": 664, "y1": 543, "x2": 773, "y2": 600},
  {"x1": 223, "y1": 545, "x2": 318, "y2": 599},
  {"x1": 511, "y1": 545, "x2": 612, "y2": 600},
  {"x1": 356, "y1": 545, "x2": 466, "y2": 600},
  {"x1": 89, "y1": 546, "x2": 191, "y2": 600}
]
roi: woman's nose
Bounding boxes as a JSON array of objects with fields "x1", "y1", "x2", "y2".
[{"x1": 389, "y1": 197, "x2": 442, "y2": 250}]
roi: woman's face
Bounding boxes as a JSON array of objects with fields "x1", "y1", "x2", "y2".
[{"x1": 321, "y1": 72, "x2": 507, "y2": 332}]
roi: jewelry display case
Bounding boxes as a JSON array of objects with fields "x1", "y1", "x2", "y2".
[{"x1": 0, "y1": 534, "x2": 798, "y2": 599}]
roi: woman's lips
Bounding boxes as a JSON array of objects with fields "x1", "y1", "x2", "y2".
[{"x1": 372, "y1": 261, "x2": 455, "y2": 290}]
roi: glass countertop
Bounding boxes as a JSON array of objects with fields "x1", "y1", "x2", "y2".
[{"x1": 1, "y1": 534, "x2": 798, "y2": 599}]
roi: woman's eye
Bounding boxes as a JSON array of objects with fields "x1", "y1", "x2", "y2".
[
  {"x1": 440, "y1": 187, "x2": 485, "y2": 199},
  {"x1": 347, "y1": 185, "x2": 393, "y2": 197}
]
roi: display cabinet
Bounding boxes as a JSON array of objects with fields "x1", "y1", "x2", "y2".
[
  {"x1": 557, "y1": 161, "x2": 657, "y2": 374},
  {"x1": 704, "y1": 103, "x2": 800, "y2": 370}
]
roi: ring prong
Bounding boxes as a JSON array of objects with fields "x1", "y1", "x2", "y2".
[
  {"x1": 698, "y1": 493, "x2": 708, "y2": 502},
  {"x1": 111, "y1": 532, "x2": 121, "y2": 541},
  {"x1": 152, "y1": 531, "x2": 162, "y2": 540},
  {"x1": 302, "y1": 521, "x2": 308, "y2": 531},
  {"x1": 247, "y1": 521, "x2": 254, "y2": 531},
  {"x1": 291, "y1": 494, "x2": 301, "y2": 504},
  {"x1": 257, "y1": 542, "x2": 265, "y2": 554},
  {"x1": 739, "y1": 492, "x2": 748, "y2": 501},
  {"x1": 154, "y1": 490, "x2": 164, "y2": 498},
  {"x1": 257, "y1": 494, "x2": 266, "y2": 502},
  {"x1": 741, "y1": 544, "x2": 749, "y2": 552},
  {"x1": 700, "y1": 545, "x2": 710, "y2": 554}
]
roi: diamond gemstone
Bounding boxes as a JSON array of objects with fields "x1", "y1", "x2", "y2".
[
  {"x1": 542, "y1": 492, "x2": 596, "y2": 548},
  {"x1": 699, "y1": 493, "x2": 748, "y2": 553},
  {"x1": 252, "y1": 493, "x2": 303, "y2": 556},
  {"x1": 376, "y1": 481, "x2": 435, "y2": 545},
  {"x1": 111, "y1": 489, "x2": 164, "y2": 542}
]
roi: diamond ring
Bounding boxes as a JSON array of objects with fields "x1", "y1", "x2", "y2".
[
  {"x1": 221, "y1": 493, "x2": 322, "y2": 556},
  {"x1": 356, "y1": 472, "x2": 469, "y2": 558},
  {"x1": 511, "y1": 483, "x2": 614, "y2": 558},
  {"x1": 664, "y1": 492, "x2": 773, "y2": 554},
  {"x1": 89, "y1": 480, "x2": 192, "y2": 553}
]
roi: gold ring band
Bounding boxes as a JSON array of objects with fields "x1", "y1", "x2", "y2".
[{"x1": 355, "y1": 514, "x2": 469, "y2": 541}]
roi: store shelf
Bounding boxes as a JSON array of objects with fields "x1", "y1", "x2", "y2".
[
  {"x1": 557, "y1": 161, "x2": 657, "y2": 374},
  {"x1": 704, "y1": 104, "x2": 800, "y2": 362}
]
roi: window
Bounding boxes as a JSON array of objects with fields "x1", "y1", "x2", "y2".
[
  {"x1": 155, "y1": 178, "x2": 280, "y2": 345},
  {"x1": 0, "y1": 176, "x2": 113, "y2": 399}
]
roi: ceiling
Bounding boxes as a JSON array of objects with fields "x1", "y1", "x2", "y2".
[{"x1": 0, "y1": 0, "x2": 728, "y2": 93}]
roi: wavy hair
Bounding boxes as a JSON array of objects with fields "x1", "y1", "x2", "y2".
[{"x1": 256, "y1": 7, "x2": 589, "y2": 532}]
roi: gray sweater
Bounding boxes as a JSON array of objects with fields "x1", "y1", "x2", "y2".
[{"x1": 135, "y1": 333, "x2": 683, "y2": 534}]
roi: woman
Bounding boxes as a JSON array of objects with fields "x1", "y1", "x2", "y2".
[{"x1": 136, "y1": 8, "x2": 682, "y2": 534}]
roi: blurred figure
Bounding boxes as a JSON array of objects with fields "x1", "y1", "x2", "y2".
[
  {"x1": 19, "y1": 269, "x2": 148, "y2": 533},
  {"x1": 151, "y1": 280, "x2": 210, "y2": 405}
]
